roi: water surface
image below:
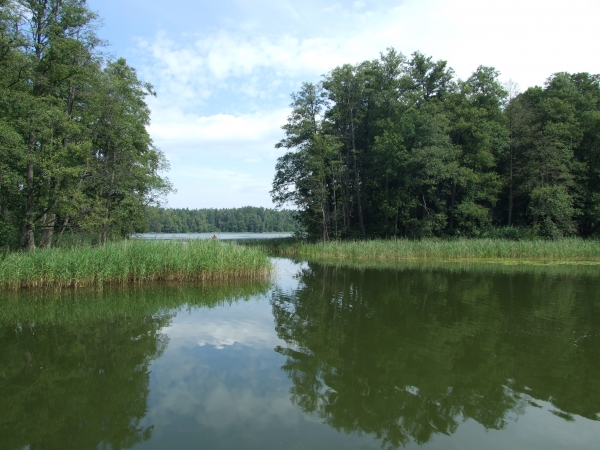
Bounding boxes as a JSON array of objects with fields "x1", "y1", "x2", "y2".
[
  {"x1": 134, "y1": 232, "x2": 293, "y2": 241},
  {"x1": 1, "y1": 259, "x2": 599, "y2": 449}
]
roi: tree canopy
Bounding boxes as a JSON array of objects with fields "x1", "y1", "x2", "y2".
[
  {"x1": 0, "y1": 0, "x2": 171, "y2": 250},
  {"x1": 272, "y1": 49, "x2": 600, "y2": 240}
]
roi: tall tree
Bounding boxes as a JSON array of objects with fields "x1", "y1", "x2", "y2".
[{"x1": 0, "y1": 0, "x2": 172, "y2": 249}]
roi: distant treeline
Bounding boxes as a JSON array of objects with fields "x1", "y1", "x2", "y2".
[
  {"x1": 273, "y1": 49, "x2": 600, "y2": 240},
  {"x1": 145, "y1": 207, "x2": 300, "y2": 233}
]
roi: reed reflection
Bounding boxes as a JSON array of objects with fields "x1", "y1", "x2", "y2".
[
  {"x1": 0, "y1": 281, "x2": 270, "y2": 450},
  {"x1": 271, "y1": 263, "x2": 600, "y2": 448}
]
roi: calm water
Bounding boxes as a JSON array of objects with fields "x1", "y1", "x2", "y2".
[
  {"x1": 1, "y1": 259, "x2": 599, "y2": 449},
  {"x1": 134, "y1": 232, "x2": 293, "y2": 241}
]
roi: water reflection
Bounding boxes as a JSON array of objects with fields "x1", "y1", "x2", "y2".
[
  {"x1": 1, "y1": 263, "x2": 599, "y2": 449},
  {"x1": 271, "y1": 262, "x2": 600, "y2": 448},
  {"x1": 0, "y1": 282, "x2": 269, "y2": 450},
  {"x1": 0, "y1": 316, "x2": 167, "y2": 449}
]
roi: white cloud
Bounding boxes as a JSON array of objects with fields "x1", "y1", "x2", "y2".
[
  {"x1": 148, "y1": 106, "x2": 289, "y2": 154},
  {"x1": 141, "y1": 0, "x2": 600, "y2": 96},
  {"x1": 136, "y1": 0, "x2": 600, "y2": 209},
  {"x1": 164, "y1": 166, "x2": 275, "y2": 208}
]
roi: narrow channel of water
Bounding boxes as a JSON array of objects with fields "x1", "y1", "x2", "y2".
[
  {"x1": 134, "y1": 232, "x2": 293, "y2": 240},
  {"x1": 1, "y1": 258, "x2": 599, "y2": 449}
]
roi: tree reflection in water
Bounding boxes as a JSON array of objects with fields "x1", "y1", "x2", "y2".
[
  {"x1": 0, "y1": 281, "x2": 269, "y2": 450},
  {"x1": 271, "y1": 263, "x2": 600, "y2": 449},
  {"x1": 0, "y1": 315, "x2": 169, "y2": 450}
]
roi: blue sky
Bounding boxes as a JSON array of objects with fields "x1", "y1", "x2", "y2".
[{"x1": 87, "y1": 0, "x2": 600, "y2": 209}]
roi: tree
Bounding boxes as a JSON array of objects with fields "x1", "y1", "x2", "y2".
[
  {"x1": 0, "y1": 1, "x2": 172, "y2": 249},
  {"x1": 272, "y1": 47, "x2": 600, "y2": 239},
  {"x1": 446, "y1": 66, "x2": 507, "y2": 234},
  {"x1": 272, "y1": 82, "x2": 343, "y2": 241}
]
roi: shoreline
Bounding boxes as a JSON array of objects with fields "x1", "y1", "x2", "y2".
[{"x1": 256, "y1": 238, "x2": 600, "y2": 264}]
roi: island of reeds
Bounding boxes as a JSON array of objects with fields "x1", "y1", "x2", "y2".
[
  {"x1": 0, "y1": 240, "x2": 271, "y2": 290},
  {"x1": 258, "y1": 238, "x2": 600, "y2": 264}
]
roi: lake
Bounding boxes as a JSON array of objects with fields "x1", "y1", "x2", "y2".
[
  {"x1": 1, "y1": 258, "x2": 599, "y2": 449},
  {"x1": 134, "y1": 232, "x2": 294, "y2": 241}
]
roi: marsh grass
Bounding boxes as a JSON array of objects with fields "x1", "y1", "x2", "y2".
[
  {"x1": 0, "y1": 239, "x2": 271, "y2": 290},
  {"x1": 257, "y1": 238, "x2": 600, "y2": 264},
  {"x1": 287, "y1": 257, "x2": 600, "y2": 278}
]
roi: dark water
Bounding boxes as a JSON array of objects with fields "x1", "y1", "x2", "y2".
[{"x1": 1, "y1": 259, "x2": 599, "y2": 449}]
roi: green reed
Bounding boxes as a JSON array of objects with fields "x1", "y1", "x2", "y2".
[
  {"x1": 259, "y1": 238, "x2": 600, "y2": 263},
  {"x1": 0, "y1": 239, "x2": 271, "y2": 290},
  {"x1": 286, "y1": 257, "x2": 600, "y2": 278}
]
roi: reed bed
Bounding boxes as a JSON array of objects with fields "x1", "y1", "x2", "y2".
[
  {"x1": 260, "y1": 238, "x2": 600, "y2": 263},
  {"x1": 286, "y1": 257, "x2": 600, "y2": 278},
  {"x1": 0, "y1": 239, "x2": 271, "y2": 290}
]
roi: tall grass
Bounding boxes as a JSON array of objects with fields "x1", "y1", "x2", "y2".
[
  {"x1": 259, "y1": 238, "x2": 600, "y2": 264},
  {"x1": 285, "y1": 257, "x2": 600, "y2": 278},
  {"x1": 0, "y1": 239, "x2": 271, "y2": 290}
]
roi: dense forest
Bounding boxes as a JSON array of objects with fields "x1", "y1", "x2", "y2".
[
  {"x1": 272, "y1": 49, "x2": 600, "y2": 240},
  {"x1": 145, "y1": 207, "x2": 299, "y2": 233},
  {"x1": 0, "y1": 0, "x2": 171, "y2": 250}
]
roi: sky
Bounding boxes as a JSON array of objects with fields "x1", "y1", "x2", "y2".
[{"x1": 87, "y1": 0, "x2": 600, "y2": 209}]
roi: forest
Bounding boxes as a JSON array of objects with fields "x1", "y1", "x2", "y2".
[
  {"x1": 0, "y1": 0, "x2": 171, "y2": 250},
  {"x1": 3, "y1": 1, "x2": 600, "y2": 251},
  {"x1": 272, "y1": 49, "x2": 600, "y2": 240},
  {"x1": 145, "y1": 207, "x2": 300, "y2": 234}
]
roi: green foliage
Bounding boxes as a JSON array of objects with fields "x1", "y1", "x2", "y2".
[
  {"x1": 273, "y1": 49, "x2": 600, "y2": 240},
  {"x1": 145, "y1": 206, "x2": 300, "y2": 233},
  {"x1": 0, "y1": 0, "x2": 172, "y2": 250}
]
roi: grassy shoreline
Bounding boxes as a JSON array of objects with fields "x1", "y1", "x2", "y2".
[
  {"x1": 258, "y1": 238, "x2": 600, "y2": 264},
  {"x1": 3, "y1": 237, "x2": 598, "y2": 290},
  {"x1": 0, "y1": 240, "x2": 271, "y2": 290}
]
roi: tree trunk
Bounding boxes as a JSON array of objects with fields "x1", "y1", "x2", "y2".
[
  {"x1": 332, "y1": 171, "x2": 338, "y2": 239},
  {"x1": 353, "y1": 153, "x2": 365, "y2": 238},
  {"x1": 59, "y1": 216, "x2": 69, "y2": 236},
  {"x1": 19, "y1": 7, "x2": 46, "y2": 251},
  {"x1": 39, "y1": 213, "x2": 55, "y2": 248},
  {"x1": 350, "y1": 109, "x2": 365, "y2": 238},
  {"x1": 508, "y1": 145, "x2": 514, "y2": 226},
  {"x1": 321, "y1": 176, "x2": 328, "y2": 244},
  {"x1": 449, "y1": 182, "x2": 457, "y2": 230},
  {"x1": 21, "y1": 146, "x2": 35, "y2": 251},
  {"x1": 341, "y1": 153, "x2": 351, "y2": 233},
  {"x1": 102, "y1": 154, "x2": 116, "y2": 246}
]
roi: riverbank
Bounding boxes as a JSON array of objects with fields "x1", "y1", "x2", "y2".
[
  {"x1": 257, "y1": 238, "x2": 600, "y2": 264},
  {"x1": 0, "y1": 240, "x2": 271, "y2": 290}
]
